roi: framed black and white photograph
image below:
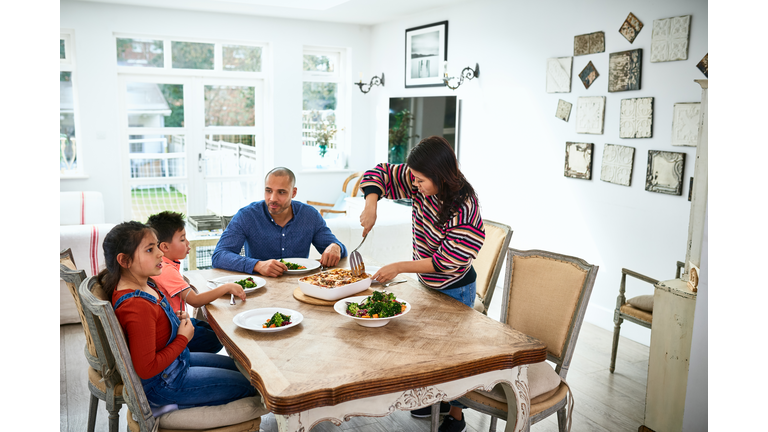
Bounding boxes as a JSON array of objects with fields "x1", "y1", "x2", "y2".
[{"x1": 405, "y1": 21, "x2": 448, "y2": 88}]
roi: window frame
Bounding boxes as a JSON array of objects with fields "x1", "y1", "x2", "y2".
[
  {"x1": 60, "y1": 29, "x2": 86, "y2": 179},
  {"x1": 301, "y1": 45, "x2": 349, "y2": 171}
]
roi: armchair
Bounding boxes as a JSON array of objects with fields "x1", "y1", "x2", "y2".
[
  {"x1": 306, "y1": 171, "x2": 363, "y2": 218},
  {"x1": 610, "y1": 261, "x2": 684, "y2": 373}
]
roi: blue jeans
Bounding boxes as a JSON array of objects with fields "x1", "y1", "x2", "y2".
[
  {"x1": 186, "y1": 318, "x2": 224, "y2": 354},
  {"x1": 144, "y1": 352, "x2": 256, "y2": 409},
  {"x1": 437, "y1": 280, "x2": 476, "y2": 408}
]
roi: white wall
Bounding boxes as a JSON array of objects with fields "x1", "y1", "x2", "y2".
[
  {"x1": 369, "y1": 0, "x2": 708, "y2": 345},
  {"x1": 60, "y1": 0, "x2": 375, "y2": 222}
]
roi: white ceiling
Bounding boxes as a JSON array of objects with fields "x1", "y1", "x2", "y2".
[{"x1": 76, "y1": 0, "x2": 474, "y2": 25}]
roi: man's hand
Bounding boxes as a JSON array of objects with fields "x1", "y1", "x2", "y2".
[
  {"x1": 320, "y1": 243, "x2": 341, "y2": 267},
  {"x1": 254, "y1": 259, "x2": 288, "y2": 277}
]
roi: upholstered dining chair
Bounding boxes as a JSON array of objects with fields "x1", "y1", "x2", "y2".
[
  {"x1": 306, "y1": 171, "x2": 364, "y2": 217},
  {"x1": 61, "y1": 248, "x2": 126, "y2": 432},
  {"x1": 442, "y1": 248, "x2": 598, "y2": 432},
  {"x1": 78, "y1": 276, "x2": 268, "y2": 432},
  {"x1": 610, "y1": 261, "x2": 684, "y2": 373},
  {"x1": 471, "y1": 220, "x2": 513, "y2": 315}
]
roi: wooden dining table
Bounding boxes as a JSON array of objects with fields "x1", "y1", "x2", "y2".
[{"x1": 184, "y1": 258, "x2": 546, "y2": 432}]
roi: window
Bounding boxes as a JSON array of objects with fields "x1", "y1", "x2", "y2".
[
  {"x1": 60, "y1": 30, "x2": 83, "y2": 177},
  {"x1": 302, "y1": 47, "x2": 347, "y2": 170}
]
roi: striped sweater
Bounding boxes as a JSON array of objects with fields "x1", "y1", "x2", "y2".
[{"x1": 361, "y1": 163, "x2": 485, "y2": 290}]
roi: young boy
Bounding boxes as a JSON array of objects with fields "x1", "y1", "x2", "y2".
[{"x1": 147, "y1": 211, "x2": 246, "y2": 354}]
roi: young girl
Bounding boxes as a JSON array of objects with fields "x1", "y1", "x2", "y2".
[
  {"x1": 98, "y1": 221, "x2": 256, "y2": 408},
  {"x1": 359, "y1": 136, "x2": 485, "y2": 432}
]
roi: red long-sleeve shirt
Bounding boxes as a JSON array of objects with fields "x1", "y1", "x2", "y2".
[{"x1": 112, "y1": 286, "x2": 189, "y2": 380}]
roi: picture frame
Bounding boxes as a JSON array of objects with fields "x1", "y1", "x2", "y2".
[
  {"x1": 564, "y1": 142, "x2": 593, "y2": 180},
  {"x1": 405, "y1": 21, "x2": 448, "y2": 88},
  {"x1": 645, "y1": 150, "x2": 685, "y2": 195}
]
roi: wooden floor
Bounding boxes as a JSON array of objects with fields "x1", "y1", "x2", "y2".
[{"x1": 61, "y1": 319, "x2": 649, "y2": 432}]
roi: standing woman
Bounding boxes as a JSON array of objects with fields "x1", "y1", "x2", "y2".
[{"x1": 359, "y1": 135, "x2": 484, "y2": 432}]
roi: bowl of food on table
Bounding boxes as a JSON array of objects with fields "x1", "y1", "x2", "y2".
[
  {"x1": 333, "y1": 290, "x2": 410, "y2": 327},
  {"x1": 298, "y1": 268, "x2": 372, "y2": 301}
]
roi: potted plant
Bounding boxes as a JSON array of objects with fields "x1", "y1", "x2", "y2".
[
  {"x1": 310, "y1": 111, "x2": 340, "y2": 158},
  {"x1": 388, "y1": 109, "x2": 417, "y2": 164}
]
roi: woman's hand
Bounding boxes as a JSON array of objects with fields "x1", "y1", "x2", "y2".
[
  {"x1": 360, "y1": 194, "x2": 379, "y2": 237},
  {"x1": 178, "y1": 317, "x2": 195, "y2": 342},
  {"x1": 371, "y1": 263, "x2": 400, "y2": 284},
  {"x1": 226, "y1": 282, "x2": 247, "y2": 302}
]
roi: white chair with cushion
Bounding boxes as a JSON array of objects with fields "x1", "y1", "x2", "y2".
[
  {"x1": 79, "y1": 275, "x2": 269, "y2": 432},
  {"x1": 471, "y1": 220, "x2": 513, "y2": 314},
  {"x1": 610, "y1": 261, "x2": 684, "y2": 373},
  {"x1": 451, "y1": 248, "x2": 598, "y2": 432}
]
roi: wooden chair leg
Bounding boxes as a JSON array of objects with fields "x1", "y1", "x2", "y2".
[
  {"x1": 108, "y1": 404, "x2": 121, "y2": 432},
  {"x1": 489, "y1": 415, "x2": 497, "y2": 432},
  {"x1": 556, "y1": 406, "x2": 567, "y2": 432},
  {"x1": 610, "y1": 317, "x2": 623, "y2": 373},
  {"x1": 87, "y1": 393, "x2": 99, "y2": 432}
]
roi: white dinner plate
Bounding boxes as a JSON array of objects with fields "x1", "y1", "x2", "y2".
[
  {"x1": 207, "y1": 275, "x2": 266, "y2": 294},
  {"x1": 333, "y1": 295, "x2": 411, "y2": 327},
  {"x1": 233, "y1": 308, "x2": 303, "y2": 332},
  {"x1": 280, "y1": 258, "x2": 321, "y2": 274}
]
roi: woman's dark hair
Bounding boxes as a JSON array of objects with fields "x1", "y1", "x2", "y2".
[
  {"x1": 406, "y1": 136, "x2": 477, "y2": 227},
  {"x1": 97, "y1": 221, "x2": 156, "y2": 300}
]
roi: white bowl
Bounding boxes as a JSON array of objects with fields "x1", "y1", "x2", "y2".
[
  {"x1": 298, "y1": 270, "x2": 372, "y2": 301},
  {"x1": 333, "y1": 295, "x2": 411, "y2": 327}
]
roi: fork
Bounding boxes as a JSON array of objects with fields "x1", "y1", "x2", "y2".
[{"x1": 349, "y1": 233, "x2": 368, "y2": 277}]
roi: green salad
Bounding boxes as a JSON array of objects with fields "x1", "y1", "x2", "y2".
[
  {"x1": 263, "y1": 312, "x2": 292, "y2": 328},
  {"x1": 346, "y1": 291, "x2": 407, "y2": 319},
  {"x1": 235, "y1": 277, "x2": 257, "y2": 288},
  {"x1": 280, "y1": 259, "x2": 307, "y2": 270}
]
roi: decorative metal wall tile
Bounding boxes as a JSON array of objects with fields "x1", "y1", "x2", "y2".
[
  {"x1": 579, "y1": 61, "x2": 599, "y2": 89},
  {"x1": 565, "y1": 142, "x2": 593, "y2": 179},
  {"x1": 556, "y1": 99, "x2": 572, "y2": 122},
  {"x1": 619, "y1": 12, "x2": 644, "y2": 43},
  {"x1": 608, "y1": 49, "x2": 642, "y2": 92},
  {"x1": 575, "y1": 96, "x2": 605, "y2": 134},
  {"x1": 671, "y1": 102, "x2": 701, "y2": 146},
  {"x1": 574, "y1": 31, "x2": 605, "y2": 56},
  {"x1": 601, "y1": 143, "x2": 635, "y2": 186},
  {"x1": 619, "y1": 97, "x2": 653, "y2": 138},
  {"x1": 546, "y1": 57, "x2": 573, "y2": 93},
  {"x1": 646, "y1": 150, "x2": 685, "y2": 195},
  {"x1": 650, "y1": 15, "x2": 691, "y2": 62},
  {"x1": 697, "y1": 53, "x2": 708, "y2": 77}
]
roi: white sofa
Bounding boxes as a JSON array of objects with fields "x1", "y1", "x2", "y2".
[{"x1": 60, "y1": 191, "x2": 115, "y2": 324}]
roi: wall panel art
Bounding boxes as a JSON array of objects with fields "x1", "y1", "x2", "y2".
[
  {"x1": 546, "y1": 57, "x2": 573, "y2": 93},
  {"x1": 608, "y1": 49, "x2": 642, "y2": 92},
  {"x1": 601, "y1": 143, "x2": 635, "y2": 186},
  {"x1": 575, "y1": 96, "x2": 605, "y2": 134},
  {"x1": 697, "y1": 53, "x2": 708, "y2": 77},
  {"x1": 646, "y1": 150, "x2": 685, "y2": 195},
  {"x1": 619, "y1": 12, "x2": 644, "y2": 43},
  {"x1": 565, "y1": 142, "x2": 593, "y2": 180},
  {"x1": 619, "y1": 97, "x2": 653, "y2": 138},
  {"x1": 650, "y1": 15, "x2": 691, "y2": 63},
  {"x1": 579, "y1": 61, "x2": 599, "y2": 89},
  {"x1": 671, "y1": 102, "x2": 701, "y2": 146},
  {"x1": 574, "y1": 31, "x2": 605, "y2": 56},
  {"x1": 556, "y1": 99, "x2": 572, "y2": 122}
]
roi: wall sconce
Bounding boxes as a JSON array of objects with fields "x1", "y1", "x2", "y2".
[
  {"x1": 443, "y1": 63, "x2": 480, "y2": 90},
  {"x1": 354, "y1": 73, "x2": 385, "y2": 94}
]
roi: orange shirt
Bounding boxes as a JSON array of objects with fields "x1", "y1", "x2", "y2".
[{"x1": 152, "y1": 256, "x2": 191, "y2": 313}]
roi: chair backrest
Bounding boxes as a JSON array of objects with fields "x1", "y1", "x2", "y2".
[
  {"x1": 342, "y1": 172, "x2": 364, "y2": 197},
  {"x1": 60, "y1": 252, "x2": 100, "y2": 362},
  {"x1": 221, "y1": 215, "x2": 233, "y2": 229},
  {"x1": 501, "y1": 248, "x2": 598, "y2": 378},
  {"x1": 79, "y1": 276, "x2": 157, "y2": 432},
  {"x1": 472, "y1": 220, "x2": 513, "y2": 313}
]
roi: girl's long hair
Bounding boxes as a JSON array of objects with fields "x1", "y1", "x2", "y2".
[
  {"x1": 406, "y1": 136, "x2": 477, "y2": 227},
  {"x1": 97, "y1": 221, "x2": 156, "y2": 300}
]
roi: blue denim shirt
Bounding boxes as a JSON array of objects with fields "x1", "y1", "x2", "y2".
[
  {"x1": 211, "y1": 200, "x2": 347, "y2": 274},
  {"x1": 114, "y1": 282, "x2": 190, "y2": 392}
]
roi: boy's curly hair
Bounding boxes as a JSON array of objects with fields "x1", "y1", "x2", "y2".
[{"x1": 146, "y1": 211, "x2": 186, "y2": 244}]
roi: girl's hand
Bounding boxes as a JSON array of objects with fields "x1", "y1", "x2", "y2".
[
  {"x1": 178, "y1": 317, "x2": 194, "y2": 342},
  {"x1": 227, "y1": 282, "x2": 247, "y2": 302},
  {"x1": 371, "y1": 263, "x2": 399, "y2": 284},
  {"x1": 175, "y1": 310, "x2": 189, "y2": 320}
]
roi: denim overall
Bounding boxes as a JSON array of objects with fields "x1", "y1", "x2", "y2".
[{"x1": 114, "y1": 282, "x2": 190, "y2": 403}]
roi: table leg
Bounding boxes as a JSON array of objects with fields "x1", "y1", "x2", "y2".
[{"x1": 499, "y1": 365, "x2": 530, "y2": 432}]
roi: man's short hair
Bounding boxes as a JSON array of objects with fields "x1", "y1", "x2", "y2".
[
  {"x1": 265, "y1": 167, "x2": 296, "y2": 188},
  {"x1": 146, "y1": 211, "x2": 186, "y2": 244}
]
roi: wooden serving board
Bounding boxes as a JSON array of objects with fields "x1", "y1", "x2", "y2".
[{"x1": 292, "y1": 287, "x2": 374, "y2": 306}]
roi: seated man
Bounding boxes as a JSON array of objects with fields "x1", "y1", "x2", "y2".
[{"x1": 212, "y1": 167, "x2": 347, "y2": 277}]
